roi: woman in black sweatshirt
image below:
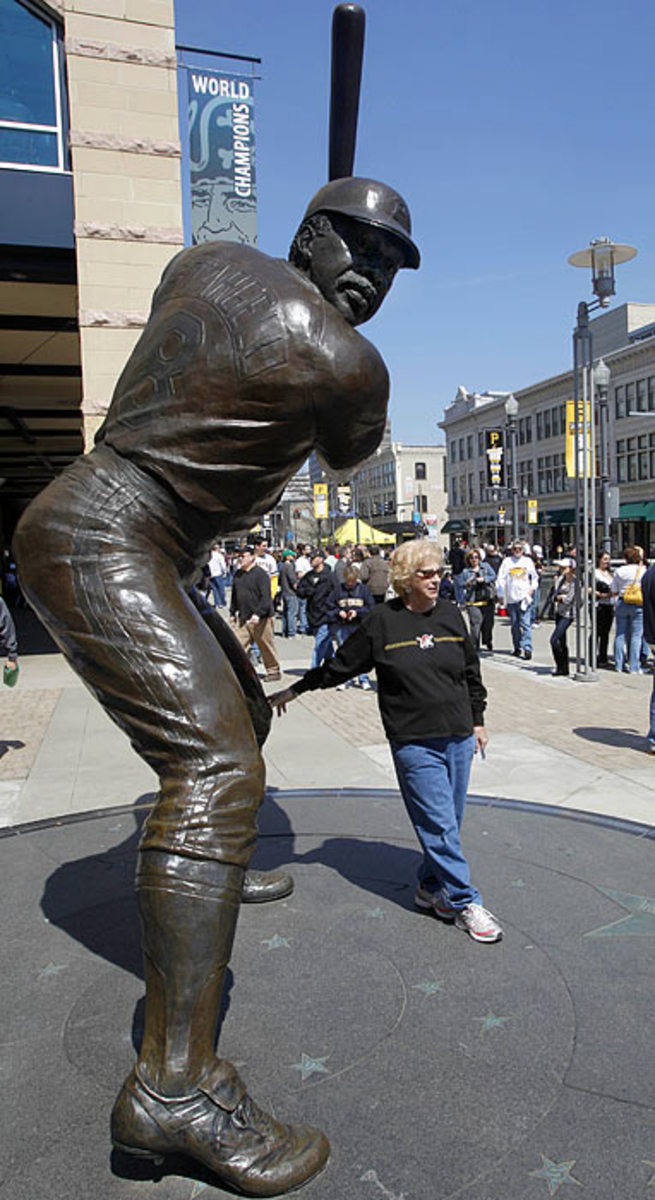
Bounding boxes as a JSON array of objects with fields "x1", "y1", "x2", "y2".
[{"x1": 270, "y1": 540, "x2": 502, "y2": 943}]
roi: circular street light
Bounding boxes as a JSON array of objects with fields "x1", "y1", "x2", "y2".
[
  {"x1": 568, "y1": 237, "x2": 637, "y2": 307},
  {"x1": 504, "y1": 393, "x2": 519, "y2": 419}
]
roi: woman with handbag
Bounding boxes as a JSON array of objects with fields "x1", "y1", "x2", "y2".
[
  {"x1": 611, "y1": 545, "x2": 646, "y2": 673},
  {"x1": 549, "y1": 558, "x2": 576, "y2": 676},
  {"x1": 462, "y1": 549, "x2": 497, "y2": 652},
  {"x1": 594, "y1": 550, "x2": 615, "y2": 667}
]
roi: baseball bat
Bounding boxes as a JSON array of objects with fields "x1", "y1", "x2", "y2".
[{"x1": 328, "y1": 3, "x2": 366, "y2": 180}]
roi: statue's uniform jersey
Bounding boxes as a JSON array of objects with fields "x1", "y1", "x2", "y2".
[{"x1": 96, "y1": 242, "x2": 390, "y2": 530}]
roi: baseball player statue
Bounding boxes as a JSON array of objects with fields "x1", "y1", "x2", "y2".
[{"x1": 14, "y1": 174, "x2": 420, "y2": 1195}]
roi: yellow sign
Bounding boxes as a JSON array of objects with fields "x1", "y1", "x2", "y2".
[
  {"x1": 527, "y1": 498, "x2": 538, "y2": 525},
  {"x1": 565, "y1": 398, "x2": 594, "y2": 478},
  {"x1": 497, "y1": 505, "x2": 506, "y2": 525},
  {"x1": 313, "y1": 483, "x2": 328, "y2": 520}
]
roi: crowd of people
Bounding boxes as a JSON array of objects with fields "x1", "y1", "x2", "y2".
[{"x1": 194, "y1": 532, "x2": 655, "y2": 761}]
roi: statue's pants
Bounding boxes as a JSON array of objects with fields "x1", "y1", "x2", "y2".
[{"x1": 14, "y1": 444, "x2": 271, "y2": 869}]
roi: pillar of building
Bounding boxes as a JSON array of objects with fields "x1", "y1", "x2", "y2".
[{"x1": 63, "y1": 0, "x2": 184, "y2": 447}]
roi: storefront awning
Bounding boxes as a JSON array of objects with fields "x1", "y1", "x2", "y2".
[
  {"x1": 544, "y1": 508, "x2": 576, "y2": 525},
  {"x1": 619, "y1": 501, "x2": 655, "y2": 520},
  {"x1": 441, "y1": 518, "x2": 469, "y2": 534}
]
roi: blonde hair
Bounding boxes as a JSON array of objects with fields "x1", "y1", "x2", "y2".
[{"x1": 389, "y1": 541, "x2": 442, "y2": 596}]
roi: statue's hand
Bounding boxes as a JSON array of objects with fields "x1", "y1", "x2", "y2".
[{"x1": 268, "y1": 687, "x2": 297, "y2": 716}]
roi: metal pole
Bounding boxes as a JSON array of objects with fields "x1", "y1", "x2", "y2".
[
  {"x1": 573, "y1": 304, "x2": 583, "y2": 677},
  {"x1": 573, "y1": 301, "x2": 597, "y2": 682},
  {"x1": 597, "y1": 378, "x2": 611, "y2": 554}
]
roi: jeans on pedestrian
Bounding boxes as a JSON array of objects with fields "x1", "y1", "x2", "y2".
[
  {"x1": 336, "y1": 624, "x2": 370, "y2": 685},
  {"x1": 643, "y1": 648, "x2": 647, "y2": 739},
  {"x1": 311, "y1": 622, "x2": 334, "y2": 669},
  {"x1": 209, "y1": 575, "x2": 226, "y2": 607},
  {"x1": 613, "y1": 599, "x2": 644, "y2": 673},
  {"x1": 550, "y1": 615, "x2": 572, "y2": 674},
  {"x1": 282, "y1": 592, "x2": 299, "y2": 637},
  {"x1": 390, "y1": 734, "x2": 481, "y2": 910},
  {"x1": 508, "y1": 601, "x2": 532, "y2": 653},
  {"x1": 298, "y1": 597, "x2": 309, "y2": 634}
]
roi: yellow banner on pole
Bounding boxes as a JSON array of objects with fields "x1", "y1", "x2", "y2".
[
  {"x1": 313, "y1": 483, "x2": 328, "y2": 520},
  {"x1": 565, "y1": 398, "x2": 594, "y2": 478},
  {"x1": 527, "y1": 498, "x2": 538, "y2": 525}
]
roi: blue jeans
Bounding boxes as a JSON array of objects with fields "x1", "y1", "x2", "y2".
[
  {"x1": 282, "y1": 593, "x2": 299, "y2": 637},
  {"x1": 311, "y1": 623, "x2": 334, "y2": 669},
  {"x1": 648, "y1": 652, "x2": 655, "y2": 746},
  {"x1": 508, "y1": 601, "x2": 532, "y2": 653},
  {"x1": 298, "y1": 597, "x2": 309, "y2": 634},
  {"x1": 390, "y1": 735, "x2": 481, "y2": 910},
  {"x1": 336, "y1": 625, "x2": 370, "y2": 685},
  {"x1": 209, "y1": 575, "x2": 226, "y2": 607},
  {"x1": 614, "y1": 599, "x2": 643, "y2": 673}
]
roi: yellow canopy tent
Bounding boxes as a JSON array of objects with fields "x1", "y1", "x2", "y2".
[{"x1": 333, "y1": 517, "x2": 395, "y2": 545}]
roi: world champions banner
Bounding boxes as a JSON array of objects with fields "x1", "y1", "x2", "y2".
[{"x1": 185, "y1": 68, "x2": 257, "y2": 246}]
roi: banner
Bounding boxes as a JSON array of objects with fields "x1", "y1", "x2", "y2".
[
  {"x1": 186, "y1": 69, "x2": 257, "y2": 246},
  {"x1": 485, "y1": 429, "x2": 505, "y2": 489},
  {"x1": 527, "y1": 499, "x2": 538, "y2": 525},
  {"x1": 565, "y1": 399, "x2": 594, "y2": 478},
  {"x1": 313, "y1": 483, "x2": 328, "y2": 520}
]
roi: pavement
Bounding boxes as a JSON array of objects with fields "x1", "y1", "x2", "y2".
[{"x1": 1, "y1": 605, "x2": 654, "y2": 1200}]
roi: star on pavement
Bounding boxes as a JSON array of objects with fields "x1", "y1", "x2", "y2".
[
  {"x1": 528, "y1": 1154, "x2": 582, "y2": 1195},
  {"x1": 510, "y1": 878, "x2": 526, "y2": 888},
  {"x1": 261, "y1": 934, "x2": 291, "y2": 950},
  {"x1": 366, "y1": 906, "x2": 384, "y2": 918},
  {"x1": 642, "y1": 1159, "x2": 655, "y2": 1186},
  {"x1": 190, "y1": 1182, "x2": 209, "y2": 1197},
  {"x1": 38, "y1": 962, "x2": 68, "y2": 979},
  {"x1": 584, "y1": 888, "x2": 655, "y2": 937},
  {"x1": 412, "y1": 979, "x2": 444, "y2": 998},
  {"x1": 291, "y1": 1053, "x2": 330, "y2": 1082},
  {"x1": 475, "y1": 1011, "x2": 511, "y2": 1035}
]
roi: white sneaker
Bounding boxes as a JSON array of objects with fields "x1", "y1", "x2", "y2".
[
  {"x1": 454, "y1": 902, "x2": 503, "y2": 943},
  {"x1": 414, "y1": 885, "x2": 456, "y2": 921},
  {"x1": 360, "y1": 680, "x2": 372, "y2": 691},
  {"x1": 336, "y1": 682, "x2": 349, "y2": 691}
]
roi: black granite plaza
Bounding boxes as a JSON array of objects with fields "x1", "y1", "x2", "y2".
[{"x1": 2, "y1": 788, "x2": 654, "y2": 1200}]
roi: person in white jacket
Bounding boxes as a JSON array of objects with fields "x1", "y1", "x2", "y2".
[{"x1": 496, "y1": 540, "x2": 539, "y2": 660}]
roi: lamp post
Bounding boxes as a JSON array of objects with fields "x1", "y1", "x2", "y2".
[
  {"x1": 504, "y1": 393, "x2": 519, "y2": 543},
  {"x1": 567, "y1": 237, "x2": 637, "y2": 681},
  {"x1": 593, "y1": 358, "x2": 611, "y2": 556}
]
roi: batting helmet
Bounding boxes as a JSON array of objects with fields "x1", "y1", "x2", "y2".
[{"x1": 303, "y1": 177, "x2": 420, "y2": 270}]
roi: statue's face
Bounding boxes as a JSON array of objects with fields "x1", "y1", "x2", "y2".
[{"x1": 306, "y1": 214, "x2": 405, "y2": 326}]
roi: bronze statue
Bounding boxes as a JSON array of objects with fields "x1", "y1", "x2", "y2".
[{"x1": 14, "y1": 176, "x2": 419, "y2": 1195}]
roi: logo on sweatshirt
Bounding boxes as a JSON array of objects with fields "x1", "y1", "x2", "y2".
[{"x1": 416, "y1": 634, "x2": 435, "y2": 650}]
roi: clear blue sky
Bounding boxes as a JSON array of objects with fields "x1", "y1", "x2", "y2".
[{"x1": 175, "y1": 0, "x2": 655, "y2": 446}]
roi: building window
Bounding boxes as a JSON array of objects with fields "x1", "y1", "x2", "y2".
[
  {"x1": 466, "y1": 435, "x2": 473, "y2": 461},
  {"x1": 648, "y1": 377, "x2": 655, "y2": 413},
  {"x1": 467, "y1": 473, "x2": 474, "y2": 504},
  {"x1": 415, "y1": 494, "x2": 428, "y2": 513},
  {"x1": 638, "y1": 434, "x2": 649, "y2": 480},
  {"x1": 450, "y1": 440, "x2": 457, "y2": 463},
  {"x1": 0, "y1": 0, "x2": 67, "y2": 172},
  {"x1": 458, "y1": 437, "x2": 465, "y2": 461},
  {"x1": 536, "y1": 412, "x2": 543, "y2": 441},
  {"x1": 478, "y1": 431, "x2": 484, "y2": 457},
  {"x1": 625, "y1": 382, "x2": 635, "y2": 415},
  {"x1": 636, "y1": 378, "x2": 647, "y2": 413},
  {"x1": 415, "y1": 461, "x2": 426, "y2": 480},
  {"x1": 543, "y1": 409, "x2": 552, "y2": 439},
  {"x1": 479, "y1": 469, "x2": 486, "y2": 500},
  {"x1": 615, "y1": 385, "x2": 625, "y2": 419},
  {"x1": 650, "y1": 432, "x2": 655, "y2": 478}
]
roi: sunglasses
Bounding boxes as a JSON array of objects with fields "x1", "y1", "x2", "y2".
[{"x1": 414, "y1": 568, "x2": 440, "y2": 580}]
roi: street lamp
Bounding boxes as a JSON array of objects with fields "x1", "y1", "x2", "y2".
[
  {"x1": 593, "y1": 358, "x2": 611, "y2": 556},
  {"x1": 504, "y1": 393, "x2": 519, "y2": 543},
  {"x1": 568, "y1": 237, "x2": 637, "y2": 681}
]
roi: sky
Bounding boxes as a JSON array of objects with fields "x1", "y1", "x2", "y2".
[{"x1": 175, "y1": 0, "x2": 655, "y2": 447}]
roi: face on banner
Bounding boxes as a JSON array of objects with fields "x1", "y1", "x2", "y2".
[{"x1": 187, "y1": 69, "x2": 257, "y2": 246}]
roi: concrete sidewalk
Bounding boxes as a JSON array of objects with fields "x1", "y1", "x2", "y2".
[{"x1": 1, "y1": 608, "x2": 653, "y2": 830}]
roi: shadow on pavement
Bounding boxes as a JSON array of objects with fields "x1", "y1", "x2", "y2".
[{"x1": 573, "y1": 725, "x2": 649, "y2": 753}]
